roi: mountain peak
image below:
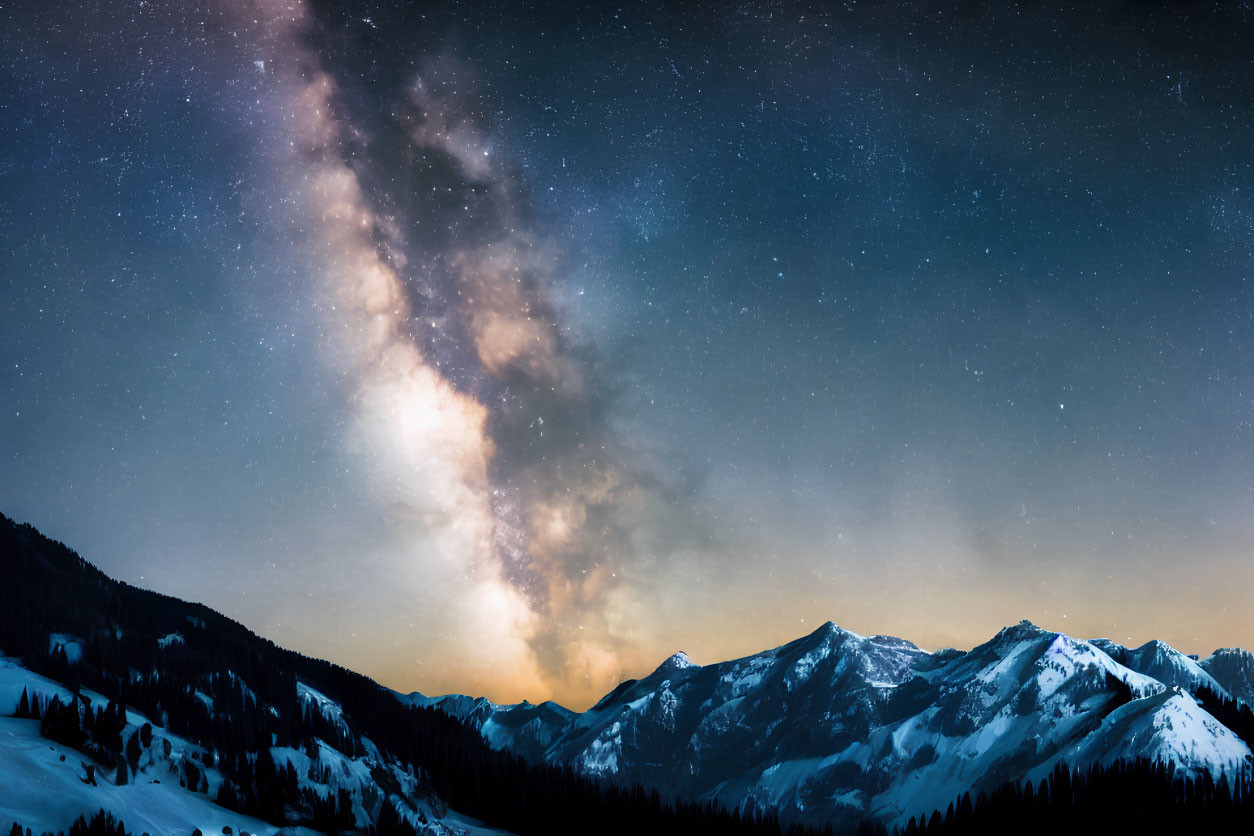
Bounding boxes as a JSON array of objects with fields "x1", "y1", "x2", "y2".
[
  {"x1": 655, "y1": 651, "x2": 695, "y2": 673},
  {"x1": 803, "y1": 620, "x2": 853, "y2": 642},
  {"x1": 994, "y1": 619, "x2": 1050, "y2": 643}
]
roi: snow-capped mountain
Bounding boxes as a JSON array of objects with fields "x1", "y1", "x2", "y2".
[
  {"x1": 417, "y1": 620, "x2": 1254, "y2": 830},
  {"x1": 1088, "y1": 637, "x2": 1227, "y2": 697}
]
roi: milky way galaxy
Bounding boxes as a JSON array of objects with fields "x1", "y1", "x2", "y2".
[
  {"x1": 212, "y1": 0, "x2": 717, "y2": 701},
  {"x1": 3, "y1": 1, "x2": 1254, "y2": 708}
]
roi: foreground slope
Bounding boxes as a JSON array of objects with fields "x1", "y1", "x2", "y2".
[{"x1": 0, "y1": 659, "x2": 308, "y2": 836}]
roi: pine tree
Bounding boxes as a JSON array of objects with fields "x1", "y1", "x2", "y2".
[
  {"x1": 184, "y1": 760, "x2": 201, "y2": 793},
  {"x1": 126, "y1": 731, "x2": 141, "y2": 774}
]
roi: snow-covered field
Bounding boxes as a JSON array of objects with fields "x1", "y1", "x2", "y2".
[
  {"x1": 0, "y1": 656, "x2": 509, "y2": 836},
  {"x1": 0, "y1": 715, "x2": 288, "y2": 836}
]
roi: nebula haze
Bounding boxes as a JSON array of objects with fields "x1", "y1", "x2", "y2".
[{"x1": 2, "y1": 1, "x2": 1253, "y2": 708}]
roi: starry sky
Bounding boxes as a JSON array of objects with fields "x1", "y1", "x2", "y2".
[{"x1": 2, "y1": 0, "x2": 1253, "y2": 709}]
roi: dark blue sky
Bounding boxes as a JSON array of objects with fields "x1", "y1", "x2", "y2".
[{"x1": 2, "y1": 0, "x2": 1252, "y2": 707}]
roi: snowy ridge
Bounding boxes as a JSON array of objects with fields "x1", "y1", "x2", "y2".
[
  {"x1": 425, "y1": 620, "x2": 1254, "y2": 830},
  {"x1": 399, "y1": 692, "x2": 575, "y2": 762},
  {"x1": 1091, "y1": 637, "x2": 1228, "y2": 698},
  {"x1": 1201, "y1": 647, "x2": 1254, "y2": 706}
]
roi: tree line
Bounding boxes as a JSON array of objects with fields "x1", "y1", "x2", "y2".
[{"x1": 896, "y1": 757, "x2": 1254, "y2": 835}]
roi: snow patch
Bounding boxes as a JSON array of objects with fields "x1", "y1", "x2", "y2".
[
  {"x1": 0, "y1": 714, "x2": 275, "y2": 835},
  {"x1": 157, "y1": 633, "x2": 184, "y2": 649},
  {"x1": 298, "y1": 681, "x2": 348, "y2": 731},
  {"x1": 48, "y1": 633, "x2": 84, "y2": 665}
]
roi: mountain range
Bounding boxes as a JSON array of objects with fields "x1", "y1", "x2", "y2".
[
  {"x1": 3, "y1": 511, "x2": 1254, "y2": 835},
  {"x1": 412, "y1": 622, "x2": 1254, "y2": 830}
]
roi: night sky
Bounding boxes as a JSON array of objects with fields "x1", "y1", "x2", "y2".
[{"x1": 2, "y1": 0, "x2": 1253, "y2": 709}]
